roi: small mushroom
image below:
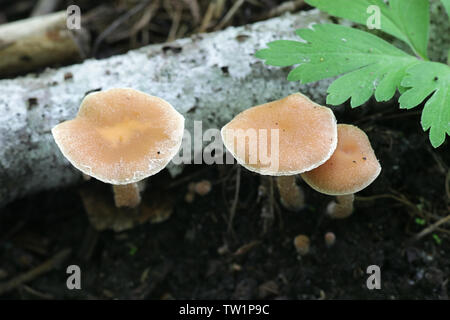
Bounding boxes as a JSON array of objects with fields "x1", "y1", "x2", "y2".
[
  {"x1": 52, "y1": 88, "x2": 184, "y2": 208},
  {"x1": 194, "y1": 180, "x2": 212, "y2": 196},
  {"x1": 301, "y1": 124, "x2": 381, "y2": 218},
  {"x1": 221, "y1": 93, "x2": 337, "y2": 211},
  {"x1": 324, "y1": 232, "x2": 336, "y2": 248},
  {"x1": 293, "y1": 234, "x2": 310, "y2": 256}
]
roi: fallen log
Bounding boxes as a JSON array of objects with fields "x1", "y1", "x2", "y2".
[
  {"x1": 0, "y1": 11, "x2": 89, "y2": 77},
  {"x1": 0, "y1": 10, "x2": 331, "y2": 208},
  {"x1": 0, "y1": 1, "x2": 446, "y2": 208}
]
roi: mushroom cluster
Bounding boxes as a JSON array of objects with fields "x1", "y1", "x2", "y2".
[
  {"x1": 52, "y1": 88, "x2": 185, "y2": 208},
  {"x1": 221, "y1": 93, "x2": 337, "y2": 212},
  {"x1": 221, "y1": 92, "x2": 381, "y2": 218}
]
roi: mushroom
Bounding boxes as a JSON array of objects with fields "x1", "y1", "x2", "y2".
[
  {"x1": 293, "y1": 234, "x2": 310, "y2": 256},
  {"x1": 52, "y1": 88, "x2": 184, "y2": 208},
  {"x1": 221, "y1": 93, "x2": 337, "y2": 211},
  {"x1": 324, "y1": 232, "x2": 336, "y2": 248},
  {"x1": 301, "y1": 124, "x2": 381, "y2": 218},
  {"x1": 194, "y1": 180, "x2": 212, "y2": 196}
]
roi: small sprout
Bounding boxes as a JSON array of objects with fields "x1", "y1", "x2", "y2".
[
  {"x1": 194, "y1": 180, "x2": 212, "y2": 196},
  {"x1": 415, "y1": 218, "x2": 426, "y2": 226},
  {"x1": 217, "y1": 243, "x2": 229, "y2": 255},
  {"x1": 231, "y1": 263, "x2": 242, "y2": 272},
  {"x1": 432, "y1": 234, "x2": 442, "y2": 245},
  {"x1": 127, "y1": 243, "x2": 138, "y2": 256},
  {"x1": 324, "y1": 232, "x2": 336, "y2": 248},
  {"x1": 293, "y1": 234, "x2": 310, "y2": 256}
]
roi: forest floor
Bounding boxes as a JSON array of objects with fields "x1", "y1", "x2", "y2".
[{"x1": 1, "y1": 99, "x2": 449, "y2": 299}]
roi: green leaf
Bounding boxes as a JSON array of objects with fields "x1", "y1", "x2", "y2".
[
  {"x1": 256, "y1": 24, "x2": 419, "y2": 107},
  {"x1": 399, "y1": 62, "x2": 450, "y2": 148},
  {"x1": 305, "y1": 0, "x2": 429, "y2": 59},
  {"x1": 442, "y1": 0, "x2": 450, "y2": 17}
]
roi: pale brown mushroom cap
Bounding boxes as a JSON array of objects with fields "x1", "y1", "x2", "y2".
[
  {"x1": 293, "y1": 234, "x2": 310, "y2": 255},
  {"x1": 221, "y1": 93, "x2": 337, "y2": 175},
  {"x1": 52, "y1": 88, "x2": 184, "y2": 184},
  {"x1": 301, "y1": 124, "x2": 381, "y2": 195}
]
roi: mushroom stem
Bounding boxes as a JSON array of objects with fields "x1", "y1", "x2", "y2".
[
  {"x1": 326, "y1": 194, "x2": 354, "y2": 219},
  {"x1": 113, "y1": 183, "x2": 141, "y2": 208},
  {"x1": 276, "y1": 176, "x2": 304, "y2": 211}
]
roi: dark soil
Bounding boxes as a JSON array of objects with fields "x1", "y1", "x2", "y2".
[{"x1": 0, "y1": 99, "x2": 449, "y2": 300}]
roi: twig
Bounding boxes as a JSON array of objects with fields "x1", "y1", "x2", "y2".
[
  {"x1": 199, "y1": 1, "x2": 216, "y2": 32},
  {"x1": 233, "y1": 240, "x2": 261, "y2": 256},
  {"x1": 215, "y1": 0, "x2": 245, "y2": 30},
  {"x1": 92, "y1": 0, "x2": 151, "y2": 56},
  {"x1": 426, "y1": 146, "x2": 447, "y2": 174},
  {"x1": 0, "y1": 220, "x2": 27, "y2": 244},
  {"x1": 259, "y1": 0, "x2": 305, "y2": 19},
  {"x1": 228, "y1": 165, "x2": 241, "y2": 233},
  {"x1": 31, "y1": 0, "x2": 60, "y2": 17},
  {"x1": 0, "y1": 248, "x2": 71, "y2": 296},
  {"x1": 353, "y1": 110, "x2": 421, "y2": 125},
  {"x1": 355, "y1": 193, "x2": 430, "y2": 218},
  {"x1": 446, "y1": 169, "x2": 450, "y2": 200},
  {"x1": 167, "y1": 3, "x2": 182, "y2": 42},
  {"x1": 77, "y1": 226, "x2": 99, "y2": 261},
  {"x1": 413, "y1": 215, "x2": 450, "y2": 241},
  {"x1": 182, "y1": 0, "x2": 200, "y2": 24},
  {"x1": 214, "y1": 0, "x2": 226, "y2": 19},
  {"x1": 20, "y1": 284, "x2": 54, "y2": 299},
  {"x1": 130, "y1": 0, "x2": 161, "y2": 47}
]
